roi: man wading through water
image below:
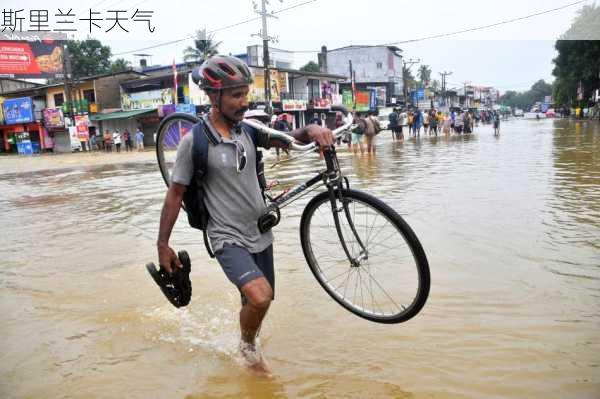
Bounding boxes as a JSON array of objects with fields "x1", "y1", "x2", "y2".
[{"x1": 156, "y1": 56, "x2": 334, "y2": 374}]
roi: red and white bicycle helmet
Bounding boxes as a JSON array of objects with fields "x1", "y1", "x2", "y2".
[{"x1": 192, "y1": 56, "x2": 253, "y2": 90}]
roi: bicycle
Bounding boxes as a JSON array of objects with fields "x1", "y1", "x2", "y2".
[{"x1": 155, "y1": 108, "x2": 430, "y2": 324}]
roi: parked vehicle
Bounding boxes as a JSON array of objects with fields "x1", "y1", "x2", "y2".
[
  {"x1": 377, "y1": 107, "x2": 394, "y2": 130},
  {"x1": 524, "y1": 112, "x2": 546, "y2": 120},
  {"x1": 514, "y1": 109, "x2": 524, "y2": 117}
]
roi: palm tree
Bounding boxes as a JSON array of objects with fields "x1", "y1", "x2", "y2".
[
  {"x1": 110, "y1": 58, "x2": 131, "y2": 73},
  {"x1": 417, "y1": 65, "x2": 432, "y2": 87},
  {"x1": 183, "y1": 29, "x2": 222, "y2": 63}
]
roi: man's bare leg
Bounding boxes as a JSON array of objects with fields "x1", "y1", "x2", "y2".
[{"x1": 239, "y1": 277, "x2": 273, "y2": 374}]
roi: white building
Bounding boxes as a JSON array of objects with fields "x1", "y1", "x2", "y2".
[{"x1": 321, "y1": 45, "x2": 404, "y2": 106}]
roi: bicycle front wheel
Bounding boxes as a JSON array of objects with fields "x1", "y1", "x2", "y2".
[
  {"x1": 155, "y1": 112, "x2": 201, "y2": 187},
  {"x1": 300, "y1": 188, "x2": 430, "y2": 324}
]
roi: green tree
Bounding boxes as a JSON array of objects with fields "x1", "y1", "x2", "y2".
[
  {"x1": 417, "y1": 65, "x2": 432, "y2": 87},
  {"x1": 403, "y1": 66, "x2": 417, "y2": 91},
  {"x1": 110, "y1": 58, "x2": 132, "y2": 73},
  {"x1": 430, "y1": 79, "x2": 440, "y2": 93},
  {"x1": 67, "y1": 38, "x2": 112, "y2": 78},
  {"x1": 500, "y1": 80, "x2": 554, "y2": 110},
  {"x1": 561, "y1": 3, "x2": 600, "y2": 40},
  {"x1": 184, "y1": 29, "x2": 221, "y2": 63},
  {"x1": 530, "y1": 79, "x2": 553, "y2": 99},
  {"x1": 552, "y1": 3, "x2": 600, "y2": 106},
  {"x1": 300, "y1": 61, "x2": 320, "y2": 73}
]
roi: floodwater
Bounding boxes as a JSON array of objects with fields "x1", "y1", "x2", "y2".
[{"x1": 1, "y1": 118, "x2": 599, "y2": 398}]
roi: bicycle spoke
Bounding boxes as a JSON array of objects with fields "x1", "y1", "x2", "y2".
[{"x1": 305, "y1": 189, "x2": 427, "y2": 323}]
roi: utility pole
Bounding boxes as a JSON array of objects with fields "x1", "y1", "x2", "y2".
[
  {"x1": 439, "y1": 71, "x2": 452, "y2": 108},
  {"x1": 348, "y1": 60, "x2": 355, "y2": 111},
  {"x1": 252, "y1": 0, "x2": 279, "y2": 115},
  {"x1": 462, "y1": 81, "x2": 471, "y2": 108},
  {"x1": 62, "y1": 42, "x2": 74, "y2": 119},
  {"x1": 402, "y1": 58, "x2": 419, "y2": 107}
]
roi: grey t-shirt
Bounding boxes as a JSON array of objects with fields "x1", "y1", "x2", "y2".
[{"x1": 171, "y1": 119, "x2": 273, "y2": 253}]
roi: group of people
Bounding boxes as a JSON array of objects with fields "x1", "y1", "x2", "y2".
[
  {"x1": 89, "y1": 128, "x2": 146, "y2": 152},
  {"x1": 347, "y1": 111, "x2": 381, "y2": 155},
  {"x1": 388, "y1": 108, "x2": 502, "y2": 139}
]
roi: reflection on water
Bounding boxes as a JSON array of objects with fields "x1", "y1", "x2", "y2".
[{"x1": 1, "y1": 119, "x2": 599, "y2": 398}]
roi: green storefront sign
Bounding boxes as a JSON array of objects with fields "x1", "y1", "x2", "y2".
[
  {"x1": 342, "y1": 89, "x2": 371, "y2": 112},
  {"x1": 62, "y1": 99, "x2": 89, "y2": 115}
]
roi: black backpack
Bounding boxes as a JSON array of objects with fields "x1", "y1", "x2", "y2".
[{"x1": 183, "y1": 118, "x2": 267, "y2": 257}]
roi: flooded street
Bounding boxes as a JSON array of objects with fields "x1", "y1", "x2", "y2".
[{"x1": 1, "y1": 118, "x2": 599, "y2": 398}]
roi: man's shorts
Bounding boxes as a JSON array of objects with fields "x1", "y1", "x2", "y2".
[
  {"x1": 351, "y1": 133, "x2": 363, "y2": 144},
  {"x1": 215, "y1": 243, "x2": 274, "y2": 298}
]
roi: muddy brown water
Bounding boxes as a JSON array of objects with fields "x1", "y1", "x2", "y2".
[{"x1": 1, "y1": 119, "x2": 599, "y2": 398}]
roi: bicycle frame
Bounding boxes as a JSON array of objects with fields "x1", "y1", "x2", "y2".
[
  {"x1": 160, "y1": 108, "x2": 368, "y2": 265},
  {"x1": 264, "y1": 146, "x2": 369, "y2": 267}
]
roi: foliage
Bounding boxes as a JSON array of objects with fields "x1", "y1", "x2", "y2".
[
  {"x1": 560, "y1": 3, "x2": 600, "y2": 40},
  {"x1": 417, "y1": 65, "x2": 432, "y2": 86},
  {"x1": 403, "y1": 66, "x2": 417, "y2": 91},
  {"x1": 552, "y1": 40, "x2": 600, "y2": 106},
  {"x1": 67, "y1": 39, "x2": 112, "y2": 78},
  {"x1": 552, "y1": 4, "x2": 600, "y2": 106},
  {"x1": 184, "y1": 30, "x2": 222, "y2": 62},
  {"x1": 500, "y1": 80, "x2": 553, "y2": 110},
  {"x1": 110, "y1": 58, "x2": 132, "y2": 73},
  {"x1": 300, "y1": 61, "x2": 320, "y2": 73}
]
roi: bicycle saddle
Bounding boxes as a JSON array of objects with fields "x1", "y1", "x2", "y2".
[{"x1": 146, "y1": 250, "x2": 192, "y2": 308}]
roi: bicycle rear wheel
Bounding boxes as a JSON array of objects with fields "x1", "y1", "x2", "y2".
[
  {"x1": 155, "y1": 112, "x2": 201, "y2": 187},
  {"x1": 300, "y1": 188, "x2": 430, "y2": 324}
]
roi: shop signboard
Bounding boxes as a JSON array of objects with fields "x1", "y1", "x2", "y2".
[
  {"x1": 158, "y1": 104, "x2": 176, "y2": 117},
  {"x1": 2, "y1": 97, "x2": 34, "y2": 124},
  {"x1": 121, "y1": 88, "x2": 174, "y2": 110},
  {"x1": 312, "y1": 98, "x2": 332, "y2": 110},
  {"x1": 342, "y1": 90, "x2": 353, "y2": 110},
  {"x1": 341, "y1": 89, "x2": 370, "y2": 112},
  {"x1": 369, "y1": 89, "x2": 377, "y2": 110},
  {"x1": 282, "y1": 99, "x2": 307, "y2": 111},
  {"x1": 68, "y1": 126, "x2": 83, "y2": 151},
  {"x1": 355, "y1": 91, "x2": 370, "y2": 112},
  {"x1": 0, "y1": 32, "x2": 66, "y2": 78},
  {"x1": 74, "y1": 115, "x2": 90, "y2": 141},
  {"x1": 176, "y1": 103, "x2": 196, "y2": 115},
  {"x1": 15, "y1": 132, "x2": 32, "y2": 155},
  {"x1": 250, "y1": 69, "x2": 288, "y2": 102},
  {"x1": 43, "y1": 107, "x2": 65, "y2": 129}
]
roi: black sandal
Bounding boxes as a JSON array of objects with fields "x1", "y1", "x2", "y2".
[{"x1": 146, "y1": 250, "x2": 192, "y2": 308}]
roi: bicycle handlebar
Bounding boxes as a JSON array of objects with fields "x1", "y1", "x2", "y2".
[{"x1": 242, "y1": 105, "x2": 354, "y2": 152}]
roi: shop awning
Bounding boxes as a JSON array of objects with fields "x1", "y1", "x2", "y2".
[{"x1": 89, "y1": 109, "x2": 156, "y2": 121}]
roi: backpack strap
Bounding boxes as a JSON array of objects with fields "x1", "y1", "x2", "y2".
[
  {"x1": 240, "y1": 123, "x2": 268, "y2": 196},
  {"x1": 191, "y1": 120, "x2": 216, "y2": 258}
]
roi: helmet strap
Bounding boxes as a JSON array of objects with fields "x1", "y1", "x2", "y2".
[{"x1": 212, "y1": 90, "x2": 239, "y2": 127}]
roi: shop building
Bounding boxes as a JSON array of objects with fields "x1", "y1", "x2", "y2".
[
  {"x1": 116, "y1": 68, "x2": 199, "y2": 146},
  {"x1": 322, "y1": 45, "x2": 404, "y2": 107},
  {"x1": 247, "y1": 65, "x2": 346, "y2": 129},
  {"x1": 0, "y1": 97, "x2": 49, "y2": 154},
  {"x1": 0, "y1": 69, "x2": 146, "y2": 153}
]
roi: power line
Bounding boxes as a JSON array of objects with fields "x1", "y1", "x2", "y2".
[
  {"x1": 113, "y1": 0, "x2": 317, "y2": 56},
  {"x1": 381, "y1": 0, "x2": 589, "y2": 46},
  {"x1": 283, "y1": 0, "x2": 590, "y2": 53}
]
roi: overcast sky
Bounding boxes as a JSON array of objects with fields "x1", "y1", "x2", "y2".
[{"x1": 4, "y1": 0, "x2": 592, "y2": 92}]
